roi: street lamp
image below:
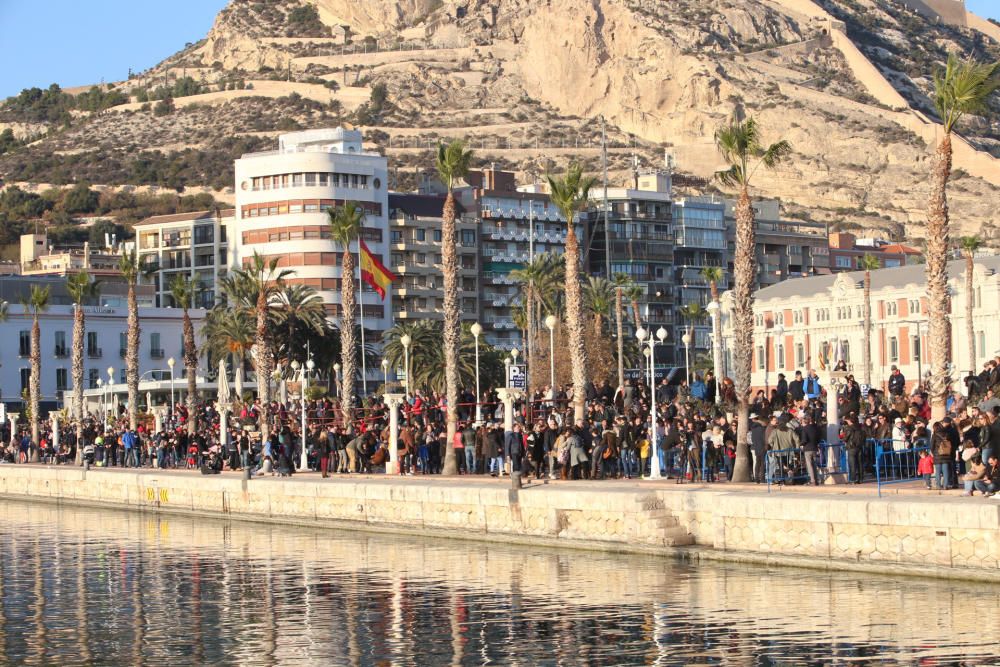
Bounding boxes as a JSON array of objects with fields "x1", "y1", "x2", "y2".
[
  {"x1": 681, "y1": 331, "x2": 692, "y2": 388},
  {"x1": 106, "y1": 366, "x2": 115, "y2": 427},
  {"x1": 706, "y1": 300, "x2": 722, "y2": 404},
  {"x1": 292, "y1": 357, "x2": 315, "y2": 471},
  {"x1": 637, "y1": 327, "x2": 668, "y2": 480},
  {"x1": 381, "y1": 358, "x2": 389, "y2": 389},
  {"x1": 471, "y1": 323, "x2": 483, "y2": 422},
  {"x1": 400, "y1": 334, "x2": 411, "y2": 396},
  {"x1": 96, "y1": 378, "x2": 104, "y2": 427},
  {"x1": 333, "y1": 362, "x2": 341, "y2": 399},
  {"x1": 167, "y1": 357, "x2": 175, "y2": 425},
  {"x1": 544, "y1": 315, "x2": 557, "y2": 392}
]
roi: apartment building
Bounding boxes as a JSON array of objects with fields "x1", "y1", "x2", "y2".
[
  {"x1": 461, "y1": 168, "x2": 578, "y2": 351},
  {"x1": 721, "y1": 199, "x2": 830, "y2": 289},
  {"x1": 827, "y1": 232, "x2": 918, "y2": 272},
  {"x1": 135, "y1": 209, "x2": 233, "y2": 308},
  {"x1": 234, "y1": 128, "x2": 392, "y2": 334},
  {"x1": 721, "y1": 256, "x2": 1000, "y2": 394},
  {"x1": 20, "y1": 234, "x2": 124, "y2": 279},
  {"x1": 387, "y1": 192, "x2": 480, "y2": 323}
]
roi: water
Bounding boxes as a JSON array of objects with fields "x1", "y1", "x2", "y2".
[{"x1": 0, "y1": 501, "x2": 997, "y2": 666}]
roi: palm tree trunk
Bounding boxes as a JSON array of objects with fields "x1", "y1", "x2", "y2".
[
  {"x1": 126, "y1": 283, "x2": 140, "y2": 431},
  {"x1": 29, "y1": 314, "x2": 40, "y2": 460},
  {"x1": 615, "y1": 287, "x2": 624, "y2": 392},
  {"x1": 340, "y1": 250, "x2": 357, "y2": 432},
  {"x1": 526, "y1": 282, "x2": 534, "y2": 394},
  {"x1": 863, "y1": 271, "x2": 872, "y2": 389},
  {"x1": 72, "y1": 306, "x2": 85, "y2": 465},
  {"x1": 563, "y1": 225, "x2": 589, "y2": 424},
  {"x1": 631, "y1": 299, "x2": 641, "y2": 330},
  {"x1": 255, "y1": 292, "x2": 272, "y2": 441},
  {"x1": 731, "y1": 189, "x2": 756, "y2": 482},
  {"x1": 183, "y1": 307, "x2": 198, "y2": 435},
  {"x1": 965, "y1": 252, "x2": 975, "y2": 379},
  {"x1": 926, "y1": 134, "x2": 953, "y2": 424},
  {"x1": 441, "y1": 190, "x2": 460, "y2": 475}
]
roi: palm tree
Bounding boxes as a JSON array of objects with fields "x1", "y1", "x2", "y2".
[
  {"x1": 169, "y1": 274, "x2": 200, "y2": 435},
  {"x1": 678, "y1": 302, "x2": 707, "y2": 337},
  {"x1": 20, "y1": 285, "x2": 50, "y2": 458},
  {"x1": 583, "y1": 276, "x2": 614, "y2": 335},
  {"x1": 437, "y1": 139, "x2": 474, "y2": 475},
  {"x1": 116, "y1": 250, "x2": 142, "y2": 431},
  {"x1": 624, "y1": 283, "x2": 644, "y2": 330},
  {"x1": 700, "y1": 266, "x2": 724, "y2": 386},
  {"x1": 202, "y1": 308, "x2": 254, "y2": 373},
  {"x1": 237, "y1": 252, "x2": 294, "y2": 440},
  {"x1": 547, "y1": 163, "x2": 597, "y2": 424},
  {"x1": 382, "y1": 321, "x2": 438, "y2": 388},
  {"x1": 858, "y1": 254, "x2": 881, "y2": 390},
  {"x1": 66, "y1": 271, "x2": 100, "y2": 464},
  {"x1": 715, "y1": 114, "x2": 792, "y2": 482},
  {"x1": 328, "y1": 201, "x2": 364, "y2": 432},
  {"x1": 612, "y1": 273, "x2": 633, "y2": 391},
  {"x1": 274, "y1": 284, "x2": 328, "y2": 367},
  {"x1": 959, "y1": 236, "x2": 981, "y2": 377},
  {"x1": 926, "y1": 55, "x2": 998, "y2": 421},
  {"x1": 510, "y1": 253, "x2": 563, "y2": 392}
]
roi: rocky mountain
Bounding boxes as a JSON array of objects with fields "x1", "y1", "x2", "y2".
[{"x1": 1, "y1": 0, "x2": 998, "y2": 242}]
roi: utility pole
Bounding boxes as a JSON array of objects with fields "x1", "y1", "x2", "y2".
[{"x1": 601, "y1": 116, "x2": 611, "y2": 279}]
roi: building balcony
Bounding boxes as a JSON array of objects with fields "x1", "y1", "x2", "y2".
[
  {"x1": 88, "y1": 348, "x2": 103, "y2": 359},
  {"x1": 53, "y1": 347, "x2": 68, "y2": 358},
  {"x1": 151, "y1": 349, "x2": 164, "y2": 359}
]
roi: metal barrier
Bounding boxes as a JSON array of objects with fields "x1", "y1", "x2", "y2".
[
  {"x1": 874, "y1": 442, "x2": 930, "y2": 497},
  {"x1": 765, "y1": 448, "x2": 811, "y2": 489}
]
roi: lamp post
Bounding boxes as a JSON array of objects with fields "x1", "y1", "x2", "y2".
[
  {"x1": 544, "y1": 315, "x2": 557, "y2": 392},
  {"x1": 167, "y1": 357, "x2": 176, "y2": 426},
  {"x1": 292, "y1": 357, "x2": 315, "y2": 471},
  {"x1": 471, "y1": 323, "x2": 482, "y2": 423},
  {"x1": 681, "y1": 332, "x2": 692, "y2": 389},
  {"x1": 637, "y1": 326, "x2": 668, "y2": 480},
  {"x1": 96, "y1": 378, "x2": 104, "y2": 428},
  {"x1": 333, "y1": 363, "x2": 341, "y2": 399},
  {"x1": 400, "y1": 334, "x2": 411, "y2": 396},
  {"x1": 706, "y1": 300, "x2": 722, "y2": 404},
  {"x1": 381, "y1": 359, "x2": 389, "y2": 389},
  {"x1": 106, "y1": 366, "x2": 115, "y2": 427}
]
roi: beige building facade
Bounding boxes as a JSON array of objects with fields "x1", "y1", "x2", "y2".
[{"x1": 721, "y1": 256, "x2": 1000, "y2": 394}]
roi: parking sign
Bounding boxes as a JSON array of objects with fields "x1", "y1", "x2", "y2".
[{"x1": 508, "y1": 364, "x2": 526, "y2": 390}]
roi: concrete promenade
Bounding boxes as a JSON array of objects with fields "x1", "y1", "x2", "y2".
[{"x1": 0, "y1": 465, "x2": 997, "y2": 581}]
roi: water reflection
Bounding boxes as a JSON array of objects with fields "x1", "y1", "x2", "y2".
[{"x1": 0, "y1": 500, "x2": 996, "y2": 666}]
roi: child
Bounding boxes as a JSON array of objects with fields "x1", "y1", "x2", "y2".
[{"x1": 917, "y1": 449, "x2": 934, "y2": 489}]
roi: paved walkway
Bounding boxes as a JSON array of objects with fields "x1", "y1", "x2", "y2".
[{"x1": 7, "y1": 462, "x2": 987, "y2": 500}]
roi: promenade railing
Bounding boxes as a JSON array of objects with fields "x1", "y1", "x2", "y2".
[{"x1": 874, "y1": 440, "x2": 930, "y2": 497}]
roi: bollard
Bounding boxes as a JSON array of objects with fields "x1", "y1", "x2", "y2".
[
  {"x1": 511, "y1": 471, "x2": 522, "y2": 490},
  {"x1": 243, "y1": 467, "x2": 250, "y2": 482}
]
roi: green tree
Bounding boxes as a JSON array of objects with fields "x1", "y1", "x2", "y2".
[
  {"x1": 714, "y1": 115, "x2": 791, "y2": 482},
  {"x1": 437, "y1": 139, "x2": 474, "y2": 475},
  {"x1": 327, "y1": 202, "x2": 364, "y2": 431},
  {"x1": 66, "y1": 271, "x2": 100, "y2": 464},
  {"x1": 547, "y1": 164, "x2": 597, "y2": 424},
  {"x1": 20, "y1": 285, "x2": 50, "y2": 457}
]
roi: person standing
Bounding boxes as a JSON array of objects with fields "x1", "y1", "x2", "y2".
[
  {"x1": 841, "y1": 415, "x2": 866, "y2": 484},
  {"x1": 888, "y1": 366, "x2": 906, "y2": 398},
  {"x1": 799, "y1": 414, "x2": 821, "y2": 486}
]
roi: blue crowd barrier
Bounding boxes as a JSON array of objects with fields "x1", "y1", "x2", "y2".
[{"x1": 875, "y1": 442, "x2": 930, "y2": 497}]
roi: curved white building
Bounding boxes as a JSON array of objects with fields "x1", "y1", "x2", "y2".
[{"x1": 233, "y1": 128, "x2": 391, "y2": 332}]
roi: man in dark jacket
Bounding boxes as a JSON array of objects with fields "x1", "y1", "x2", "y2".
[
  {"x1": 749, "y1": 416, "x2": 767, "y2": 484},
  {"x1": 775, "y1": 374, "x2": 789, "y2": 406},
  {"x1": 799, "y1": 415, "x2": 822, "y2": 486},
  {"x1": 841, "y1": 416, "x2": 866, "y2": 484},
  {"x1": 888, "y1": 366, "x2": 906, "y2": 397},
  {"x1": 504, "y1": 422, "x2": 524, "y2": 474},
  {"x1": 789, "y1": 371, "x2": 805, "y2": 404}
]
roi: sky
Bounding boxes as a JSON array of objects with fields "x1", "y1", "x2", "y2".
[
  {"x1": 0, "y1": 0, "x2": 227, "y2": 99},
  {"x1": 0, "y1": 0, "x2": 997, "y2": 99}
]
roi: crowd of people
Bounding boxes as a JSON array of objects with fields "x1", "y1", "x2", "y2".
[{"x1": 1, "y1": 361, "x2": 999, "y2": 498}]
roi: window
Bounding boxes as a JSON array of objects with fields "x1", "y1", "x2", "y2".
[
  {"x1": 391, "y1": 230, "x2": 403, "y2": 243},
  {"x1": 913, "y1": 335, "x2": 922, "y2": 361},
  {"x1": 120, "y1": 368, "x2": 126, "y2": 384},
  {"x1": 433, "y1": 229, "x2": 442, "y2": 242},
  {"x1": 909, "y1": 299, "x2": 921, "y2": 313},
  {"x1": 88, "y1": 332, "x2": 101, "y2": 357},
  {"x1": 796, "y1": 343, "x2": 805, "y2": 367},
  {"x1": 889, "y1": 336, "x2": 898, "y2": 363},
  {"x1": 885, "y1": 301, "x2": 897, "y2": 316},
  {"x1": 20, "y1": 368, "x2": 29, "y2": 393},
  {"x1": 755, "y1": 314, "x2": 764, "y2": 327},
  {"x1": 120, "y1": 333, "x2": 127, "y2": 358},
  {"x1": 776, "y1": 343, "x2": 785, "y2": 369},
  {"x1": 756, "y1": 346, "x2": 765, "y2": 370},
  {"x1": 150, "y1": 333, "x2": 163, "y2": 359},
  {"x1": 305, "y1": 173, "x2": 317, "y2": 186},
  {"x1": 54, "y1": 331, "x2": 67, "y2": 357},
  {"x1": 978, "y1": 331, "x2": 986, "y2": 358},
  {"x1": 461, "y1": 230, "x2": 476, "y2": 245},
  {"x1": 56, "y1": 368, "x2": 68, "y2": 392},
  {"x1": 416, "y1": 253, "x2": 426, "y2": 264},
  {"x1": 842, "y1": 341, "x2": 850, "y2": 363},
  {"x1": 414, "y1": 228, "x2": 426, "y2": 242},
  {"x1": 19, "y1": 330, "x2": 29, "y2": 357},
  {"x1": 835, "y1": 256, "x2": 853, "y2": 269},
  {"x1": 193, "y1": 225, "x2": 214, "y2": 245},
  {"x1": 88, "y1": 369, "x2": 99, "y2": 389},
  {"x1": 292, "y1": 173, "x2": 303, "y2": 187}
]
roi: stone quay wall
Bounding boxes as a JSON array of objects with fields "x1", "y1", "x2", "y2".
[{"x1": 0, "y1": 466, "x2": 997, "y2": 580}]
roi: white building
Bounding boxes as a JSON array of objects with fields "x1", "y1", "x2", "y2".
[
  {"x1": 233, "y1": 128, "x2": 392, "y2": 332},
  {"x1": 721, "y1": 256, "x2": 1000, "y2": 394},
  {"x1": 1, "y1": 299, "x2": 204, "y2": 415}
]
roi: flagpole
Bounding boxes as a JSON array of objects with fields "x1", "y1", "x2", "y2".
[{"x1": 358, "y1": 240, "x2": 368, "y2": 396}]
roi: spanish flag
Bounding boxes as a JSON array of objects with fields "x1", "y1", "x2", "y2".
[{"x1": 359, "y1": 239, "x2": 396, "y2": 300}]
